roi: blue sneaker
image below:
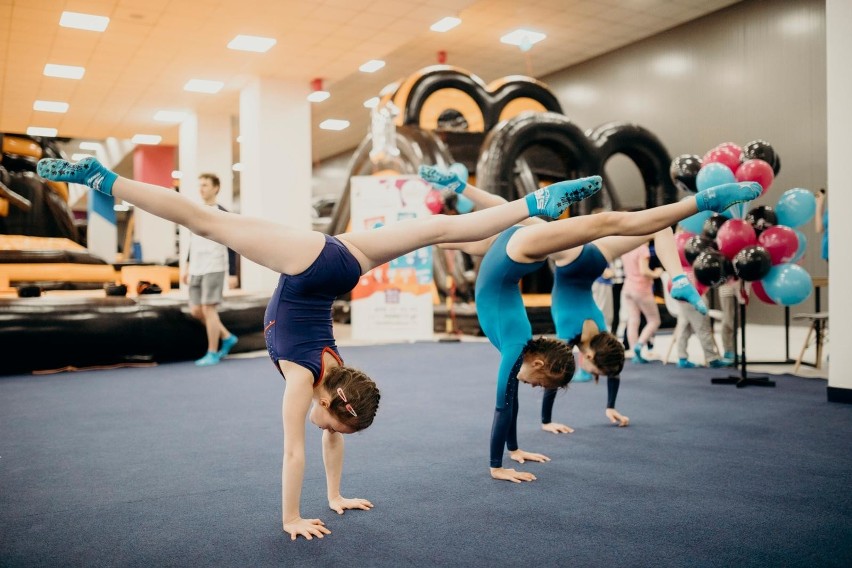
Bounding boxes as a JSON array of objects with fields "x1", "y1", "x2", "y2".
[
  {"x1": 37, "y1": 157, "x2": 118, "y2": 196},
  {"x1": 695, "y1": 182, "x2": 762, "y2": 213},
  {"x1": 195, "y1": 351, "x2": 221, "y2": 367},
  {"x1": 677, "y1": 358, "x2": 697, "y2": 369},
  {"x1": 572, "y1": 367, "x2": 594, "y2": 382},
  {"x1": 419, "y1": 165, "x2": 467, "y2": 194},
  {"x1": 525, "y1": 176, "x2": 602, "y2": 219},
  {"x1": 722, "y1": 351, "x2": 736, "y2": 365},
  {"x1": 708, "y1": 359, "x2": 731, "y2": 368},
  {"x1": 670, "y1": 274, "x2": 707, "y2": 315},
  {"x1": 631, "y1": 344, "x2": 649, "y2": 364},
  {"x1": 218, "y1": 334, "x2": 238, "y2": 358}
]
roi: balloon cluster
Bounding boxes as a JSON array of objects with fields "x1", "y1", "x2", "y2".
[
  {"x1": 671, "y1": 140, "x2": 814, "y2": 307},
  {"x1": 423, "y1": 163, "x2": 476, "y2": 215}
]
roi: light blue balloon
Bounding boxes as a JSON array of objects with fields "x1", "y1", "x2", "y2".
[
  {"x1": 448, "y1": 162, "x2": 469, "y2": 181},
  {"x1": 447, "y1": 162, "x2": 474, "y2": 213},
  {"x1": 696, "y1": 163, "x2": 737, "y2": 192},
  {"x1": 760, "y1": 263, "x2": 813, "y2": 306},
  {"x1": 790, "y1": 228, "x2": 807, "y2": 263},
  {"x1": 679, "y1": 200, "x2": 713, "y2": 234},
  {"x1": 775, "y1": 188, "x2": 816, "y2": 228}
]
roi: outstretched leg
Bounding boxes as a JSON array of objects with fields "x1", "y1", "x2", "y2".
[{"x1": 38, "y1": 158, "x2": 325, "y2": 275}]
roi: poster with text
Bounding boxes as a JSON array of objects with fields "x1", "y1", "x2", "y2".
[{"x1": 350, "y1": 175, "x2": 434, "y2": 342}]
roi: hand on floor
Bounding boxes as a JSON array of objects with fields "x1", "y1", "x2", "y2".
[
  {"x1": 328, "y1": 495, "x2": 374, "y2": 515},
  {"x1": 283, "y1": 517, "x2": 331, "y2": 541},
  {"x1": 490, "y1": 467, "x2": 537, "y2": 483},
  {"x1": 606, "y1": 408, "x2": 630, "y2": 427},
  {"x1": 541, "y1": 422, "x2": 574, "y2": 434},
  {"x1": 509, "y1": 448, "x2": 551, "y2": 464}
]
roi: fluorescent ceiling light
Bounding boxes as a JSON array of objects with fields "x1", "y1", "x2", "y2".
[
  {"x1": 232, "y1": 163, "x2": 243, "y2": 172},
  {"x1": 227, "y1": 34, "x2": 277, "y2": 53},
  {"x1": 27, "y1": 126, "x2": 58, "y2": 137},
  {"x1": 60, "y1": 11, "x2": 109, "y2": 32},
  {"x1": 171, "y1": 170, "x2": 183, "y2": 179},
  {"x1": 79, "y1": 141, "x2": 101, "y2": 150},
  {"x1": 34, "y1": 100, "x2": 69, "y2": 113},
  {"x1": 71, "y1": 153, "x2": 94, "y2": 161},
  {"x1": 307, "y1": 90, "x2": 330, "y2": 102},
  {"x1": 184, "y1": 79, "x2": 224, "y2": 94},
  {"x1": 500, "y1": 29, "x2": 546, "y2": 48},
  {"x1": 363, "y1": 97, "x2": 379, "y2": 109},
  {"x1": 132, "y1": 134, "x2": 162, "y2": 145},
  {"x1": 44, "y1": 63, "x2": 85, "y2": 79},
  {"x1": 154, "y1": 110, "x2": 189, "y2": 122},
  {"x1": 359, "y1": 60, "x2": 386, "y2": 73},
  {"x1": 431, "y1": 17, "x2": 461, "y2": 32},
  {"x1": 319, "y1": 119, "x2": 350, "y2": 131}
]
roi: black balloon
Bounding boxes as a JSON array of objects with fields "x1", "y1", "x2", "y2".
[
  {"x1": 702, "y1": 213, "x2": 727, "y2": 240},
  {"x1": 733, "y1": 245, "x2": 772, "y2": 281},
  {"x1": 742, "y1": 139, "x2": 781, "y2": 176},
  {"x1": 684, "y1": 234, "x2": 717, "y2": 265},
  {"x1": 745, "y1": 205, "x2": 777, "y2": 235},
  {"x1": 670, "y1": 154, "x2": 702, "y2": 193},
  {"x1": 693, "y1": 250, "x2": 729, "y2": 287}
]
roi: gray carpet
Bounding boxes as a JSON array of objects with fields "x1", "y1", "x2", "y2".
[{"x1": 1, "y1": 342, "x2": 851, "y2": 567}]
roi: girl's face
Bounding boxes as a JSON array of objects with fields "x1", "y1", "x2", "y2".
[
  {"x1": 309, "y1": 395, "x2": 356, "y2": 434},
  {"x1": 580, "y1": 348, "x2": 602, "y2": 376},
  {"x1": 517, "y1": 358, "x2": 548, "y2": 388}
]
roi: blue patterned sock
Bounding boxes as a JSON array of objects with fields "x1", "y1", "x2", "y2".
[
  {"x1": 37, "y1": 157, "x2": 117, "y2": 196},
  {"x1": 418, "y1": 165, "x2": 466, "y2": 193},
  {"x1": 695, "y1": 182, "x2": 761, "y2": 213},
  {"x1": 525, "y1": 175, "x2": 602, "y2": 218},
  {"x1": 670, "y1": 274, "x2": 707, "y2": 315}
]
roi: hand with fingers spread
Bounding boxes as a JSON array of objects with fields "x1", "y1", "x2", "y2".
[
  {"x1": 509, "y1": 448, "x2": 551, "y2": 464},
  {"x1": 283, "y1": 517, "x2": 331, "y2": 541},
  {"x1": 328, "y1": 495, "x2": 374, "y2": 516},
  {"x1": 606, "y1": 408, "x2": 630, "y2": 427},
  {"x1": 490, "y1": 467, "x2": 537, "y2": 483},
  {"x1": 541, "y1": 422, "x2": 574, "y2": 435}
]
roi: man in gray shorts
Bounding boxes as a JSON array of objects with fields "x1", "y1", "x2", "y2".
[{"x1": 182, "y1": 173, "x2": 238, "y2": 366}]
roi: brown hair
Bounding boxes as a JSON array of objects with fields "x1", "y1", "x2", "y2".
[
  {"x1": 524, "y1": 337, "x2": 575, "y2": 389},
  {"x1": 323, "y1": 365, "x2": 381, "y2": 431},
  {"x1": 589, "y1": 332, "x2": 625, "y2": 376},
  {"x1": 198, "y1": 172, "x2": 220, "y2": 188}
]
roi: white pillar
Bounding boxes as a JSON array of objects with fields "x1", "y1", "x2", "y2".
[
  {"x1": 826, "y1": 0, "x2": 852, "y2": 400},
  {"x1": 239, "y1": 77, "x2": 312, "y2": 293},
  {"x1": 178, "y1": 113, "x2": 234, "y2": 279}
]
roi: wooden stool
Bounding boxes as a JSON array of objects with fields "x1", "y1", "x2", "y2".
[{"x1": 793, "y1": 312, "x2": 829, "y2": 373}]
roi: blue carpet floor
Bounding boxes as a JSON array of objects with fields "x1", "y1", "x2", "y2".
[{"x1": 1, "y1": 342, "x2": 851, "y2": 567}]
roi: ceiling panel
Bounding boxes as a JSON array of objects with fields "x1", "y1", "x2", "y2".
[{"x1": 0, "y1": 0, "x2": 743, "y2": 159}]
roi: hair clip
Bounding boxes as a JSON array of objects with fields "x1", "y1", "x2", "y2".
[{"x1": 337, "y1": 387, "x2": 358, "y2": 417}]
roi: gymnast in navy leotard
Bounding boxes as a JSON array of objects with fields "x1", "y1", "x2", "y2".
[{"x1": 40, "y1": 155, "x2": 604, "y2": 539}]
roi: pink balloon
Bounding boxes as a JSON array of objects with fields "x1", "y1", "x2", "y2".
[
  {"x1": 758, "y1": 225, "x2": 799, "y2": 265},
  {"x1": 735, "y1": 159, "x2": 774, "y2": 195},
  {"x1": 703, "y1": 144, "x2": 742, "y2": 174},
  {"x1": 716, "y1": 219, "x2": 757, "y2": 259},
  {"x1": 424, "y1": 189, "x2": 444, "y2": 214},
  {"x1": 675, "y1": 231, "x2": 695, "y2": 267},
  {"x1": 751, "y1": 280, "x2": 776, "y2": 305}
]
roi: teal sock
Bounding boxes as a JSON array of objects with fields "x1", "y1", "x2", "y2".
[
  {"x1": 695, "y1": 182, "x2": 761, "y2": 213},
  {"x1": 524, "y1": 175, "x2": 602, "y2": 218},
  {"x1": 670, "y1": 274, "x2": 707, "y2": 315},
  {"x1": 418, "y1": 165, "x2": 466, "y2": 193},
  {"x1": 37, "y1": 157, "x2": 117, "y2": 196}
]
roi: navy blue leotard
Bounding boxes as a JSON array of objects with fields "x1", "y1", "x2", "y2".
[
  {"x1": 546, "y1": 243, "x2": 620, "y2": 422},
  {"x1": 476, "y1": 226, "x2": 545, "y2": 468},
  {"x1": 264, "y1": 235, "x2": 362, "y2": 383}
]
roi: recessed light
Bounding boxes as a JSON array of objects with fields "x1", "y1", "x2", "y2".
[
  {"x1": 500, "y1": 29, "x2": 546, "y2": 49},
  {"x1": 44, "y1": 64, "x2": 85, "y2": 79},
  {"x1": 184, "y1": 79, "x2": 224, "y2": 94},
  {"x1": 227, "y1": 35, "x2": 277, "y2": 53},
  {"x1": 359, "y1": 60, "x2": 385, "y2": 73},
  {"x1": 132, "y1": 134, "x2": 162, "y2": 145},
  {"x1": 307, "y1": 91, "x2": 330, "y2": 103},
  {"x1": 431, "y1": 17, "x2": 461, "y2": 32},
  {"x1": 154, "y1": 110, "x2": 189, "y2": 122},
  {"x1": 27, "y1": 126, "x2": 58, "y2": 137},
  {"x1": 171, "y1": 170, "x2": 183, "y2": 179},
  {"x1": 319, "y1": 119, "x2": 350, "y2": 131},
  {"x1": 79, "y1": 141, "x2": 101, "y2": 151},
  {"x1": 363, "y1": 97, "x2": 379, "y2": 109},
  {"x1": 34, "y1": 100, "x2": 69, "y2": 113},
  {"x1": 232, "y1": 163, "x2": 243, "y2": 172},
  {"x1": 59, "y1": 11, "x2": 109, "y2": 32},
  {"x1": 71, "y1": 153, "x2": 94, "y2": 161}
]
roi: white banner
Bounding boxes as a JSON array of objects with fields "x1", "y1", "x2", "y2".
[{"x1": 350, "y1": 175, "x2": 435, "y2": 342}]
